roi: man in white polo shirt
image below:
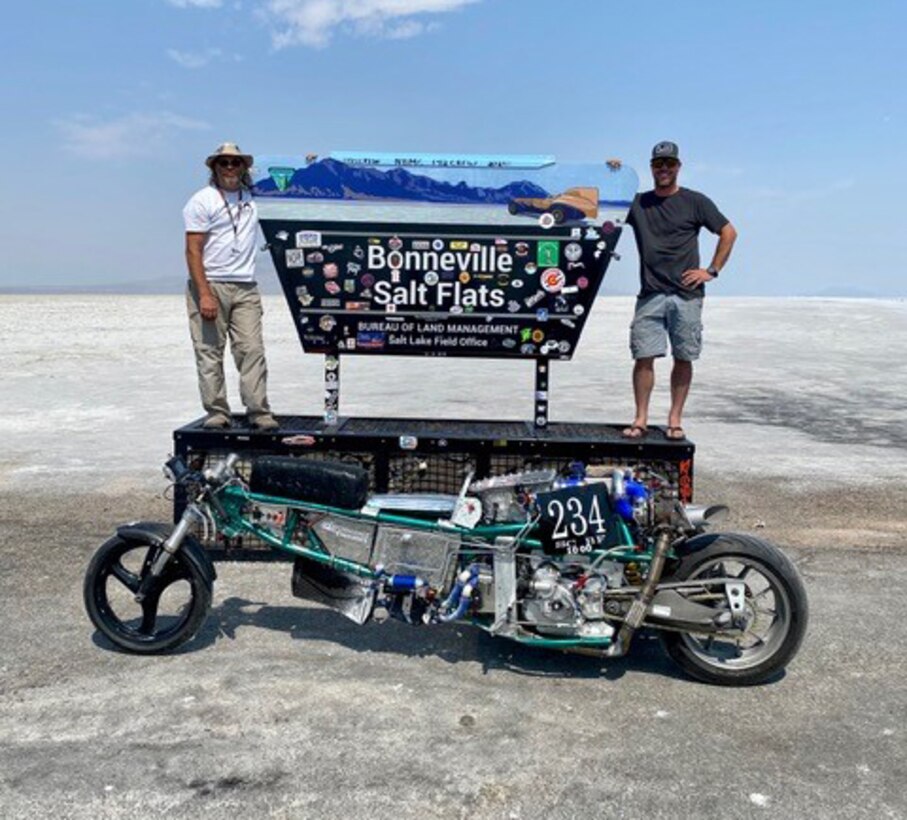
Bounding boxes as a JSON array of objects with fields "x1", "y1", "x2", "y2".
[{"x1": 183, "y1": 142, "x2": 278, "y2": 430}]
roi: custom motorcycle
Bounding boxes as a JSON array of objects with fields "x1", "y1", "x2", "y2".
[{"x1": 83, "y1": 453, "x2": 808, "y2": 685}]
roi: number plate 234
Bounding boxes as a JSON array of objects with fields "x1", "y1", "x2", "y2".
[{"x1": 537, "y1": 484, "x2": 622, "y2": 555}]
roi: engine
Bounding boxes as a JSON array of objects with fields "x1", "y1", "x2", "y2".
[
  {"x1": 465, "y1": 464, "x2": 669, "y2": 638},
  {"x1": 518, "y1": 559, "x2": 627, "y2": 639}
]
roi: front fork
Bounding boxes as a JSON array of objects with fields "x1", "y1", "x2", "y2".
[{"x1": 134, "y1": 505, "x2": 198, "y2": 603}]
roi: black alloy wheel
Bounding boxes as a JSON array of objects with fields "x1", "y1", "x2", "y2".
[{"x1": 83, "y1": 536, "x2": 212, "y2": 654}]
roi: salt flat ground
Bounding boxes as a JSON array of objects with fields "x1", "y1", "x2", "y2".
[
  {"x1": 1, "y1": 295, "x2": 906, "y2": 818},
  {"x1": 2, "y1": 294, "x2": 906, "y2": 493}
]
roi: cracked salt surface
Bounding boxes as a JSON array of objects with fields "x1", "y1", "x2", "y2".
[{"x1": 1, "y1": 295, "x2": 904, "y2": 492}]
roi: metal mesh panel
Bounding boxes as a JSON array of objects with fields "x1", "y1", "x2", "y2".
[
  {"x1": 487, "y1": 454, "x2": 681, "y2": 485},
  {"x1": 387, "y1": 453, "x2": 475, "y2": 494}
]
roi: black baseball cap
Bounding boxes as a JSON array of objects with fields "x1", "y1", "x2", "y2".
[{"x1": 651, "y1": 141, "x2": 680, "y2": 161}]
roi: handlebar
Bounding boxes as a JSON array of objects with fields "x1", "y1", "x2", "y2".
[
  {"x1": 164, "y1": 453, "x2": 240, "y2": 488},
  {"x1": 203, "y1": 453, "x2": 240, "y2": 486}
]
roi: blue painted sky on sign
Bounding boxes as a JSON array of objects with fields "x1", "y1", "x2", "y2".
[
  {"x1": 252, "y1": 156, "x2": 639, "y2": 204},
  {"x1": 0, "y1": 0, "x2": 904, "y2": 296}
]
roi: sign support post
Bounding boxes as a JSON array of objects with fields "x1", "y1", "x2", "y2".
[
  {"x1": 535, "y1": 359, "x2": 549, "y2": 429},
  {"x1": 324, "y1": 354, "x2": 340, "y2": 426}
]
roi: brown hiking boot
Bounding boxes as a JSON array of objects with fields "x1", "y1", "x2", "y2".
[
  {"x1": 202, "y1": 414, "x2": 231, "y2": 429},
  {"x1": 250, "y1": 414, "x2": 279, "y2": 431}
]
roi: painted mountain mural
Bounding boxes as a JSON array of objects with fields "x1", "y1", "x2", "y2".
[{"x1": 253, "y1": 158, "x2": 550, "y2": 204}]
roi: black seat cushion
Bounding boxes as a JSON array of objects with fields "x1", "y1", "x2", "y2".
[{"x1": 249, "y1": 457, "x2": 369, "y2": 509}]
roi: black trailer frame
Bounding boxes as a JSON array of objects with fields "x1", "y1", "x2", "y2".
[{"x1": 173, "y1": 415, "x2": 694, "y2": 558}]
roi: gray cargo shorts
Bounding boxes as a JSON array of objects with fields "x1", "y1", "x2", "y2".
[{"x1": 629, "y1": 293, "x2": 703, "y2": 361}]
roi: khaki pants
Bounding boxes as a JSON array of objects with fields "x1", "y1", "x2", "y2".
[{"x1": 186, "y1": 281, "x2": 272, "y2": 420}]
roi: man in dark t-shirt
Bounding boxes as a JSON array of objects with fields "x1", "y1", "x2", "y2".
[{"x1": 618, "y1": 141, "x2": 737, "y2": 440}]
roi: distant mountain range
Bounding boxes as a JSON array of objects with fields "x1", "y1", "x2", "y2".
[
  {"x1": 253, "y1": 157, "x2": 550, "y2": 203},
  {"x1": 0, "y1": 276, "x2": 284, "y2": 296}
]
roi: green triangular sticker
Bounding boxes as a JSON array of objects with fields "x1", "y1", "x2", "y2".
[{"x1": 268, "y1": 166, "x2": 295, "y2": 192}]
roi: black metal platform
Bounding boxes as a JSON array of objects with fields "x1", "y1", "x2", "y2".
[{"x1": 173, "y1": 414, "x2": 694, "y2": 498}]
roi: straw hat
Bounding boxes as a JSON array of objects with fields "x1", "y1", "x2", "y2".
[{"x1": 205, "y1": 142, "x2": 253, "y2": 169}]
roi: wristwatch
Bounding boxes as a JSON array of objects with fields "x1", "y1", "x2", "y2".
[{"x1": 707, "y1": 265, "x2": 719, "y2": 278}]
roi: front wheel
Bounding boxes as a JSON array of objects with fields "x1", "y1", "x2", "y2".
[
  {"x1": 660, "y1": 534, "x2": 808, "y2": 686},
  {"x1": 84, "y1": 536, "x2": 212, "y2": 654}
]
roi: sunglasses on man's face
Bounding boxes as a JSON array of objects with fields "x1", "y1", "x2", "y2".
[
  {"x1": 216, "y1": 158, "x2": 244, "y2": 169},
  {"x1": 651, "y1": 159, "x2": 679, "y2": 170}
]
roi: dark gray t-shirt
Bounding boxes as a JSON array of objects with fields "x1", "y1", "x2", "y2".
[{"x1": 627, "y1": 188, "x2": 728, "y2": 299}]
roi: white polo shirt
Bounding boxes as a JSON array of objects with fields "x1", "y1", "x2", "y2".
[{"x1": 183, "y1": 185, "x2": 259, "y2": 283}]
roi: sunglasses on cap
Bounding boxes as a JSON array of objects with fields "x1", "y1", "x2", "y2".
[
  {"x1": 651, "y1": 158, "x2": 679, "y2": 169},
  {"x1": 216, "y1": 158, "x2": 244, "y2": 168}
]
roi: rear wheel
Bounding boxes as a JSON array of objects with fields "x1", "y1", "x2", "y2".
[
  {"x1": 660, "y1": 534, "x2": 808, "y2": 685},
  {"x1": 84, "y1": 536, "x2": 212, "y2": 654}
]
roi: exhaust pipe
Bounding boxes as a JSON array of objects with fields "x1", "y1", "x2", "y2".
[
  {"x1": 605, "y1": 528, "x2": 672, "y2": 658},
  {"x1": 683, "y1": 504, "x2": 729, "y2": 530}
]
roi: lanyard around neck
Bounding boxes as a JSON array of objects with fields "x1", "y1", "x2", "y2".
[{"x1": 217, "y1": 187, "x2": 246, "y2": 242}]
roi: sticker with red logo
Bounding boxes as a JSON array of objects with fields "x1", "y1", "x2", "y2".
[{"x1": 540, "y1": 268, "x2": 566, "y2": 293}]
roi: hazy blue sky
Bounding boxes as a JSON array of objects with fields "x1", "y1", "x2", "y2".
[{"x1": 1, "y1": 0, "x2": 904, "y2": 295}]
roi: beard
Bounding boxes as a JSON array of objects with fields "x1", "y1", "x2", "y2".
[{"x1": 654, "y1": 171, "x2": 677, "y2": 190}]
